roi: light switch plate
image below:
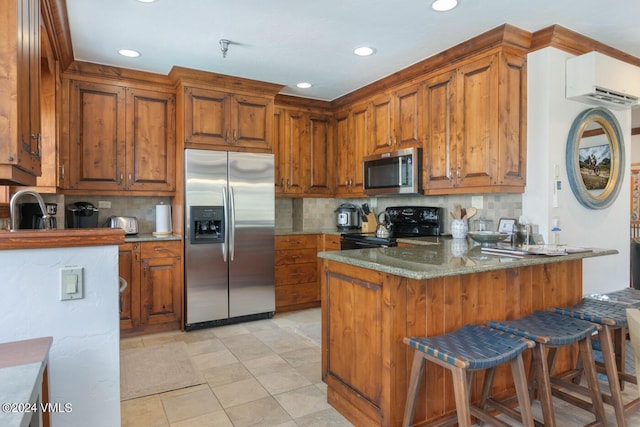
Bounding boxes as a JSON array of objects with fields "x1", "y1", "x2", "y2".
[
  {"x1": 98, "y1": 200, "x2": 111, "y2": 209},
  {"x1": 60, "y1": 267, "x2": 84, "y2": 301}
]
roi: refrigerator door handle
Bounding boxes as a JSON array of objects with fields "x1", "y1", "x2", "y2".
[
  {"x1": 229, "y1": 185, "x2": 236, "y2": 261},
  {"x1": 222, "y1": 186, "x2": 229, "y2": 262}
]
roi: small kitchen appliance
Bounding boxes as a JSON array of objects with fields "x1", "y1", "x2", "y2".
[
  {"x1": 105, "y1": 216, "x2": 139, "y2": 235},
  {"x1": 66, "y1": 201, "x2": 99, "y2": 228},
  {"x1": 335, "y1": 203, "x2": 362, "y2": 231},
  {"x1": 19, "y1": 202, "x2": 57, "y2": 229},
  {"x1": 340, "y1": 206, "x2": 442, "y2": 249}
]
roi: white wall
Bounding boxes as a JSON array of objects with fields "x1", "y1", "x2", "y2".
[
  {"x1": 525, "y1": 47, "x2": 632, "y2": 295},
  {"x1": 0, "y1": 245, "x2": 120, "y2": 427}
]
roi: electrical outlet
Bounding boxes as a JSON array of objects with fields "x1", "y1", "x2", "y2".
[{"x1": 98, "y1": 200, "x2": 111, "y2": 209}]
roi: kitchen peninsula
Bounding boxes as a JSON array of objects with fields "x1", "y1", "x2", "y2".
[{"x1": 318, "y1": 241, "x2": 617, "y2": 427}]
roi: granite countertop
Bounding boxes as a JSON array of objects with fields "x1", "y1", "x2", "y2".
[
  {"x1": 317, "y1": 240, "x2": 618, "y2": 280},
  {"x1": 124, "y1": 233, "x2": 182, "y2": 243}
]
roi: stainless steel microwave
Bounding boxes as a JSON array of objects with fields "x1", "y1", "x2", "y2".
[{"x1": 363, "y1": 147, "x2": 422, "y2": 195}]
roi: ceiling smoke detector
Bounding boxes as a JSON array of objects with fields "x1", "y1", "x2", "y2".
[{"x1": 219, "y1": 39, "x2": 230, "y2": 58}]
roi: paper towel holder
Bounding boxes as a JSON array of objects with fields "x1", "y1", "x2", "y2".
[{"x1": 153, "y1": 203, "x2": 173, "y2": 236}]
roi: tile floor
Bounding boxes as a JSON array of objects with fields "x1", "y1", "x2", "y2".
[
  {"x1": 120, "y1": 308, "x2": 352, "y2": 427},
  {"x1": 121, "y1": 308, "x2": 640, "y2": 426}
]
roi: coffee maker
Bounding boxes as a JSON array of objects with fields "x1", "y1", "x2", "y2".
[
  {"x1": 19, "y1": 202, "x2": 58, "y2": 229},
  {"x1": 66, "y1": 201, "x2": 100, "y2": 228}
]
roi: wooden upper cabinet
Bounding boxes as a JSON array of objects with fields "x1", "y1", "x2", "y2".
[
  {"x1": 306, "y1": 114, "x2": 333, "y2": 195},
  {"x1": 424, "y1": 50, "x2": 526, "y2": 194},
  {"x1": 424, "y1": 70, "x2": 457, "y2": 191},
  {"x1": 68, "y1": 80, "x2": 126, "y2": 191},
  {"x1": 274, "y1": 106, "x2": 333, "y2": 197},
  {"x1": 334, "y1": 111, "x2": 352, "y2": 196},
  {"x1": 0, "y1": 0, "x2": 42, "y2": 185},
  {"x1": 67, "y1": 80, "x2": 176, "y2": 193},
  {"x1": 369, "y1": 94, "x2": 393, "y2": 154},
  {"x1": 275, "y1": 108, "x2": 306, "y2": 195},
  {"x1": 184, "y1": 87, "x2": 227, "y2": 146},
  {"x1": 184, "y1": 87, "x2": 273, "y2": 151},
  {"x1": 126, "y1": 88, "x2": 176, "y2": 192},
  {"x1": 368, "y1": 83, "x2": 423, "y2": 155},
  {"x1": 394, "y1": 83, "x2": 423, "y2": 150},
  {"x1": 334, "y1": 103, "x2": 366, "y2": 197}
]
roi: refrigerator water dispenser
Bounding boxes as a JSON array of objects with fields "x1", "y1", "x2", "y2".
[{"x1": 190, "y1": 206, "x2": 224, "y2": 244}]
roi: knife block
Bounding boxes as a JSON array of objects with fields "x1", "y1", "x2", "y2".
[{"x1": 361, "y1": 213, "x2": 377, "y2": 232}]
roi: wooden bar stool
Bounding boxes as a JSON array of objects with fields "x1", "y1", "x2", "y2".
[
  {"x1": 551, "y1": 298, "x2": 640, "y2": 427},
  {"x1": 402, "y1": 324, "x2": 535, "y2": 427},
  {"x1": 486, "y1": 311, "x2": 607, "y2": 427}
]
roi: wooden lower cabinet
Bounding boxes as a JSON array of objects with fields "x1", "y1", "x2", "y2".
[
  {"x1": 275, "y1": 234, "x2": 320, "y2": 312},
  {"x1": 119, "y1": 240, "x2": 182, "y2": 336}
]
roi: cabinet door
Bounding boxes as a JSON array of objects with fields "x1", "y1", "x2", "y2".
[
  {"x1": 456, "y1": 54, "x2": 497, "y2": 188},
  {"x1": 280, "y1": 109, "x2": 306, "y2": 194},
  {"x1": 334, "y1": 112, "x2": 351, "y2": 196},
  {"x1": 119, "y1": 243, "x2": 140, "y2": 331},
  {"x1": 126, "y1": 88, "x2": 176, "y2": 192},
  {"x1": 394, "y1": 83, "x2": 422, "y2": 149},
  {"x1": 369, "y1": 94, "x2": 393, "y2": 154},
  {"x1": 11, "y1": 0, "x2": 41, "y2": 178},
  {"x1": 350, "y1": 102, "x2": 368, "y2": 193},
  {"x1": 306, "y1": 114, "x2": 333, "y2": 195},
  {"x1": 140, "y1": 253, "x2": 182, "y2": 327},
  {"x1": 68, "y1": 81, "x2": 126, "y2": 190},
  {"x1": 231, "y1": 94, "x2": 273, "y2": 150},
  {"x1": 184, "y1": 87, "x2": 229, "y2": 147},
  {"x1": 424, "y1": 71, "x2": 457, "y2": 191},
  {"x1": 495, "y1": 52, "x2": 526, "y2": 188},
  {"x1": 274, "y1": 109, "x2": 285, "y2": 194}
]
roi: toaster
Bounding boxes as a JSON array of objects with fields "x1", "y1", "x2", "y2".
[{"x1": 107, "y1": 216, "x2": 139, "y2": 235}]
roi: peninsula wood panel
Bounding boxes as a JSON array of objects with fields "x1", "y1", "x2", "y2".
[{"x1": 322, "y1": 258, "x2": 583, "y2": 427}]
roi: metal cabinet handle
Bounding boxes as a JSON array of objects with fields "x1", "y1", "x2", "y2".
[
  {"x1": 225, "y1": 129, "x2": 230, "y2": 143},
  {"x1": 233, "y1": 129, "x2": 238, "y2": 144}
]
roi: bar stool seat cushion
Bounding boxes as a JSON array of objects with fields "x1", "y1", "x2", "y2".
[
  {"x1": 486, "y1": 311, "x2": 598, "y2": 346},
  {"x1": 551, "y1": 298, "x2": 628, "y2": 327},
  {"x1": 404, "y1": 324, "x2": 533, "y2": 370}
]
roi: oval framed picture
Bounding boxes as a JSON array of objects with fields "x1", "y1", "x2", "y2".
[{"x1": 565, "y1": 107, "x2": 625, "y2": 209}]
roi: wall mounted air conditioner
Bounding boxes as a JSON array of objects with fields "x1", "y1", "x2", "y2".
[{"x1": 566, "y1": 51, "x2": 640, "y2": 110}]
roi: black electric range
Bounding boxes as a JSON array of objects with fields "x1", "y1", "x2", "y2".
[{"x1": 340, "y1": 206, "x2": 442, "y2": 250}]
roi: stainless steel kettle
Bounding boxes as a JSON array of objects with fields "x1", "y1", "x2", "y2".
[{"x1": 375, "y1": 211, "x2": 392, "y2": 238}]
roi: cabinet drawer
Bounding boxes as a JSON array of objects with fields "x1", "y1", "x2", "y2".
[
  {"x1": 323, "y1": 234, "x2": 341, "y2": 251},
  {"x1": 275, "y1": 234, "x2": 318, "y2": 250},
  {"x1": 275, "y1": 248, "x2": 317, "y2": 265},
  {"x1": 275, "y1": 263, "x2": 318, "y2": 286},
  {"x1": 140, "y1": 241, "x2": 181, "y2": 258},
  {"x1": 276, "y1": 283, "x2": 319, "y2": 307}
]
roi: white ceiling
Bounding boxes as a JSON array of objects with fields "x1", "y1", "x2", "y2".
[{"x1": 65, "y1": 0, "x2": 640, "y2": 102}]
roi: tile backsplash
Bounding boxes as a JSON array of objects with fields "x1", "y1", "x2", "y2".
[
  {"x1": 36, "y1": 193, "x2": 522, "y2": 235},
  {"x1": 276, "y1": 194, "x2": 523, "y2": 234},
  {"x1": 43, "y1": 195, "x2": 171, "y2": 234}
]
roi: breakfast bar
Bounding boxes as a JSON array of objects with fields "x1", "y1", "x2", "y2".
[{"x1": 318, "y1": 241, "x2": 617, "y2": 427}]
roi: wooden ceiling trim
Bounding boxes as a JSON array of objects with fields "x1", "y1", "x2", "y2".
[
  {"x1": 41, "y1": 0, "x2": 74, "y2": 70},
  {"x1": 530, "y1": 24, "x2": 640, "y2": 68}
]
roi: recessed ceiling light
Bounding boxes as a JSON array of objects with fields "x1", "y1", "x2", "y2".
[
  {"x1": 296, "y1": 82, "x2": 312, "y2": 89},
  {"x1": 137, "y1": 0, "x2": 158, "y2": 3},
  {"x1": 118, "y1": 49, "x2": 141, "y2": 58},
  {"x1": 432, "y1": 0, "x2": 458, "y2": 12},
  {"x1": 353, "y1": 46, "x2": 374, "y2": 57}
]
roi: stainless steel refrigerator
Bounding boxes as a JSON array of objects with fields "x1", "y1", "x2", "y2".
[{"x1": 184, "y1": 148, "x2": 275, "y2": 330}]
